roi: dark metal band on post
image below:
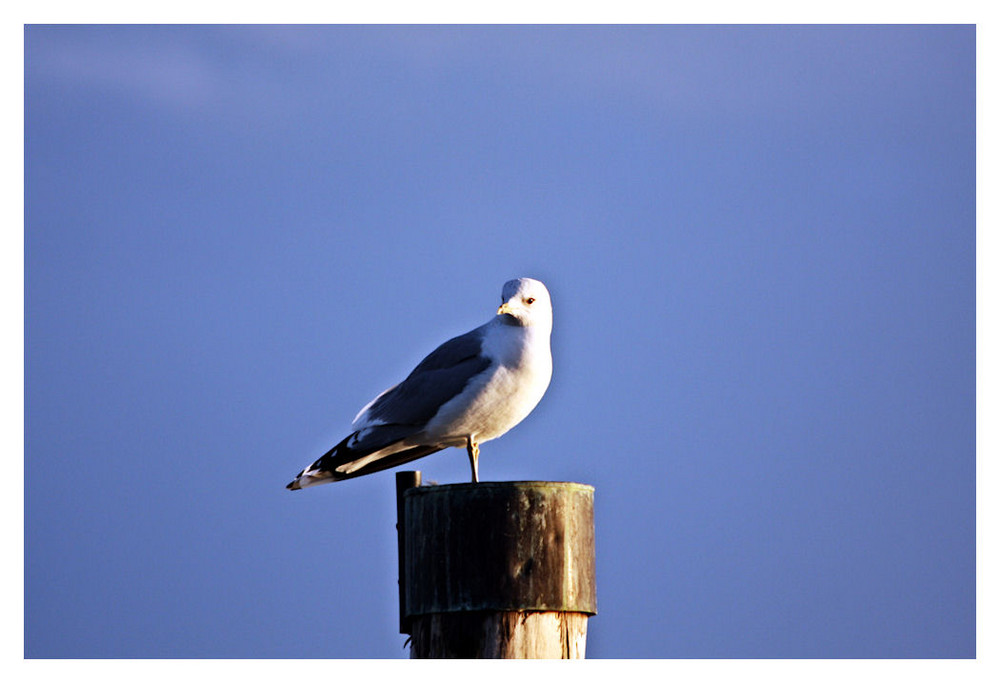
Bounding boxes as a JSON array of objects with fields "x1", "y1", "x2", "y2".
[{"x1": 395, "y1": 471, "x2": 422, "y2": 635}]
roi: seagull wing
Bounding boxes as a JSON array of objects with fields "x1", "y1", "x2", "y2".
[{"x1": 287, "y1": 327, "x2": 492, "y2": 488}]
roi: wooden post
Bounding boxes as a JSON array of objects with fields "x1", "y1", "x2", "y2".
[{"x1": 399, "y1": 479, "x2": 596, "y2": 658}]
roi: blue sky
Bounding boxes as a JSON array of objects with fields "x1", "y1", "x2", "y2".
[{"x1": 24, "y1": 25, "x2": 975, "y2": 658}]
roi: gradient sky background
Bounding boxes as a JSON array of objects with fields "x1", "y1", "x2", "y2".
[{"x1": 25, "y1": 25, "x2": 975, "y2": 658}]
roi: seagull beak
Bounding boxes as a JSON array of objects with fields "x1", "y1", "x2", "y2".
[{"x1": 497, "y1": 302, "x2": 513, "y2": 316}]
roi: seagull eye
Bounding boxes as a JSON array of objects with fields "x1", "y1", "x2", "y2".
[{"x1": 525, "y1": 297, "x2": 536, "y2": 305}]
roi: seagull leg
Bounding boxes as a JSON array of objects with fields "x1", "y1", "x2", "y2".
[{"x1": 467, "y1": 438, "x2": 480, "y2": 483}]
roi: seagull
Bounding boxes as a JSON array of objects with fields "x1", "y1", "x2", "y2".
[{"x1": 286, "y1": 278, "x2": 553, "y2": 490}]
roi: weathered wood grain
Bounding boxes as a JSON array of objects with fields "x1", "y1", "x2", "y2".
[
  {"x1": 399, "y1": 480, "x2": 596, "y2": 658},
  {"x1": 409, "y1": 610, "x2": 589, "y2": 659}
]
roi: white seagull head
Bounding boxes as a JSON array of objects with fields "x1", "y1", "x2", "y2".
[{"x1": 497, "y1": 278, "x2": 552, "y2": 330}]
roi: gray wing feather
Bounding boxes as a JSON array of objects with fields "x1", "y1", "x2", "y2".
[{"x1": 361, "y1": 325, "x2": 492, "y2": 427}]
